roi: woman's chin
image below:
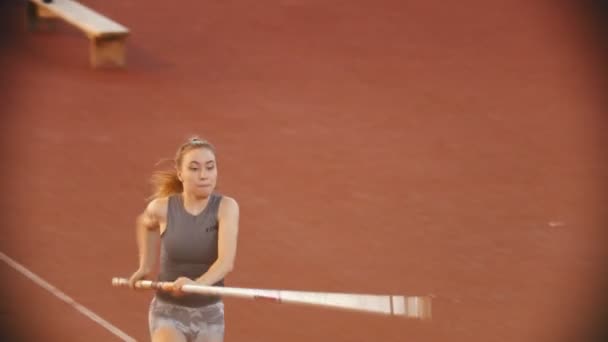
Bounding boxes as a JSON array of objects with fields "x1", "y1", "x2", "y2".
[{"x1": 194, "y1": 188, "x2": 213, "y2": 198}]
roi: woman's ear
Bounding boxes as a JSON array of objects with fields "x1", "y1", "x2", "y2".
[{"x1": 176, "y1": 170, "x2": 183, "y2": 182}]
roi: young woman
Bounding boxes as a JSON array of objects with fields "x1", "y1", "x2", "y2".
[{"x1": 128, "y1": 137, "x2": 239, "y2": 342}]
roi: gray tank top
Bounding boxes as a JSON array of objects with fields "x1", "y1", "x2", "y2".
[{"x1": 156, "y1": 192, "x2": 224, "y2": 307}]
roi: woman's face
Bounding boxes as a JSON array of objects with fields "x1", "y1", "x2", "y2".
[{"x1": 178, "y1": 147, "x2": 218, "y2": 198}]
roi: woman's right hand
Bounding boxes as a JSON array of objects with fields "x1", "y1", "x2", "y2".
[{"x1": 128, "y1": 268, "x2": 150, "y2": 289}]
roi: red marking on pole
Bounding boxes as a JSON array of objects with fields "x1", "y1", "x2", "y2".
[{"x1": 254, "y1": 295, "x2": 282, "y2": 303}]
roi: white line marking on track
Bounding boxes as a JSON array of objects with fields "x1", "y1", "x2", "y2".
[{"x1": 0, "y1": 251, "x2": 136, "y2": 342}]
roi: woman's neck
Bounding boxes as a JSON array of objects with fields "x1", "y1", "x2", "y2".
[{"x1": 181, "y1": 192, "x2": 210, "y2": 214}]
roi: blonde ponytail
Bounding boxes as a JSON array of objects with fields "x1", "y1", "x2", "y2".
[{"x1": 149, "y1": 169, "x2": 183, "y2": 200}]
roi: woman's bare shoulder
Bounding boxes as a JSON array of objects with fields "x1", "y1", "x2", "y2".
[
  {"x1": 218, "y1": 195, "x2": 239, "y2": 216},
  {"x1": 146, "y1": 196, "x2": 170, "y2": 219}
]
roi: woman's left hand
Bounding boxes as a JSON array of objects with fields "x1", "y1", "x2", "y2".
[{"x1": 171, "y1": 277, "x2": 196, "y2": 297}]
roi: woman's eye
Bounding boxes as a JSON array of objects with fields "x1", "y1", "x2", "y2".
[
  {"x1": 206, "y1": 165, "x2": 215, "y2": 170},
  {"x1": 189, "y1": 167, "x2": 199, "y2": 171}
]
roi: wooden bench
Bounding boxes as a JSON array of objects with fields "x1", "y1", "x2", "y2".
[{"x1": 26, "y1": 0, "x2": 130, "y2": 68}]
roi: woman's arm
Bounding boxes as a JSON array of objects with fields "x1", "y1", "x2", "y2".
[
  {"x1": 195, "y1": 196, "x2": 240, "y2": 286},
  {"x1": 129, "y1": 197, "x2": 167, "y2": 287}
]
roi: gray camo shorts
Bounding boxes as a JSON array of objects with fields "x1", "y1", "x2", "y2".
[{"x1": 148, "y1": 296, "x2": 225, "y2": 342}]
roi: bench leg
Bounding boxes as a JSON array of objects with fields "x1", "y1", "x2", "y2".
[
  {"x1": 26, "y1": 2, "x2": 58, "y2": 31},
  {"x1": 90, "y1": 36, "x2": 127, "y2": 68}
]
